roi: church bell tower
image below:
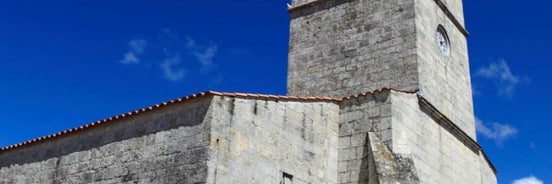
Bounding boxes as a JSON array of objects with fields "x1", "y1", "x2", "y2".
[{"x1": 287, "y1": 0, "x2": 476, "y2": 139}]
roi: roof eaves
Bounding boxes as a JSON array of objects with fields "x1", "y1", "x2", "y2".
[
  {"x1": 0, "y1": 88, "x2": 419, "y2": 152},
  {"x1": 0, "y1": 90, "x2": 340, "y2": 152},
  {"x1": 0, "y1": 91, "x2": 216, "y2": 152},
  {"x1": 341, "y1": 88, "x2": 419, "y2": 100}
]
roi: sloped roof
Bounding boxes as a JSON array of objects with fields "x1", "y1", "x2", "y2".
[
  {"x1": 0, "y1": 88, "x2": 495, "y2": 174},
  {"x1": 0, "y1": 90, "x2": 347, "y2": 152},
  {"x1": 0, "y1": 88, "x2": 414, "y2": 152}
]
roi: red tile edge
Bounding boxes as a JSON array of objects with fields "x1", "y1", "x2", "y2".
[
  {"x1": 341, "y1": 88, "x2": 418, "y2": 100},
  {"x1": 0, "y1": 91, "x2": 213, "y2": 153},
  {"x1": 0, "y1": 88, "x2": 417, "y2": 153}
]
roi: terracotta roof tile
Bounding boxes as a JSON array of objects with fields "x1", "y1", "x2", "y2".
[
  {"x1": 0, "y1": 88, "x2": 415, "y2": 152},
  {"x1": 342, "y1": 88, "x2": 417, "y2": 100}
]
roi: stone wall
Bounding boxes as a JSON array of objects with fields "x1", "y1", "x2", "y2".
[
  {"x1": 337, "y1": 90, "x2": 495, "y2": 184},
  {"x1": 0, "y1": 97, "x2": 214, "y2": 184},
  {"x1": 415, "y1": 0, "x2": 476, "y2": 138},
  {"x1": 389, "y1": 91, "x2": 496, "y2": 183},
  {"x1": 0, "y1": 94, "x2": 342, "y2": 184},
  {"x1": 0, "y1": 91, "x2": 495, "y2": 184},
  {"x1": 287, "y1": 0, "x2": 419, "y2": 97},
  {"x1": 206, "y1": 96, "x2": 340, "y2": 184},
  {"x1": 287, "y1": 0, "x2": 476, "y2": 139},
  {"x1": 338, "y1": 90, "x2": 395, "y2": 183}
]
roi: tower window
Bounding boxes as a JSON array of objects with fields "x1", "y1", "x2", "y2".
[{"x1": 282, "y1": 172, "x2": 293, "y2": 184}]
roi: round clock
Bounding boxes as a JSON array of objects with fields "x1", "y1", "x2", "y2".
[{"x1": 436, "y1": 25, "x2": 451, "y2": 57}]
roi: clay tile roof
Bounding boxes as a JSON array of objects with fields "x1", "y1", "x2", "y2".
[
  {"x1": 342, "y1": 88, "x2": 418, "y2": 100},
  {"x1": 0, "y1": 88, "x2": 418, "y2": 152},
  {"x1": 0, "y1": 90, "x2": 345, "y2": 152}
]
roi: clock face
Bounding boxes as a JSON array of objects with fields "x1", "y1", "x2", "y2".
[{"x1": 436, "y1": 26, "x2": 451, "y2": 57}]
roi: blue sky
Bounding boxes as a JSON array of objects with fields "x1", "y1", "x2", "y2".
[{"x1": 0, "y1": 1, "x2": 550, "y2": 183}]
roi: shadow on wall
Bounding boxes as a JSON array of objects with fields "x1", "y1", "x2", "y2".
[
  {"x1": 360, "y1": 134, "x2": 376, "y2": 183},
  {"x1": 0, "y1": 98, "x2": 212, "y2": 168}
]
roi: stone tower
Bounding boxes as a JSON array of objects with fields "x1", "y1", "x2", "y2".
[
  {"x1": 0, "y1": 1, "x2": 496, "y2": 183},
  {"x1": 287, "y1": 0, "x2": 496, "y2": 183},
  {"x1": 287, "y1": 0, "x2": 476, "y2": 138}
]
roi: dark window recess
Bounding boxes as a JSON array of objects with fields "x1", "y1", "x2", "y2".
[{"x1": 282, "y1": 172, "x2": 293, "y2": 184}]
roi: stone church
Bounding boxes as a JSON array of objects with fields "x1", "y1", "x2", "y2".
[{"x1": 0, "y1": 0, "x2": 497, "y2": 183}]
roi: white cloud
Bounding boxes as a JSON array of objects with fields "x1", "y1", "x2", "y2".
[
  {"x1": 512, "y1": 176, "x2": 543, "y2": 184},
  {"x1": 476, "y1": 118, "x2": 518, "y2": 145},
  {"x1": 159, "y1": 55, "x2": 185, "y2": 81},
  {"x1": 122, "y1": 53, "x2": 139, "y2": 64},
  {"x1": 194, "y1": 44, "x2": 218, "y2": 71},
  {"x1": 129, "y1": 39, "x2": 146, "y2": 53},
  {"x1": 185, "y1": 36, "x2": 197, "y2": 48},
  {"x1": 155, "y1": 34, "x2": 219, "y2": 82},
  {"x1": 530, "y1": 142, "x2": 538, "y2": 149},
  {"x1": 475, "y1": 59, "x2": 527, "y2": 97},
  {"x1": 120, "y1": 31, "x2": 222, "y2": 82},
  {"x1": 120, "y1": 39, "x2": 147, "y2": 65},
  {"x1": 185, "y1": 37, "x2": 218, "y2": 72}
]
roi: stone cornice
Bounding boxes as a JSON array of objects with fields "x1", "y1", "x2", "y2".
[
  {"x1": 417, "y1": 95, "x2": 497, "y2": 174},
  {"x1": 433, "y1": 0, "x2": 470, "y2": 37},
  {"x1": 287, "y1": 0, "x2": 354, "y2": 18}
]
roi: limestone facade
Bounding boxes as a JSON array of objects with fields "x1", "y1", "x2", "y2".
[
  {"x1": 287, "y1": 0, "x2": 476, "y2": 139},
  {"x1": 0, "y1": 96, "x2": 213, "y2": 183},
  {"x1": 0, "y1": 94, "x2": 342, "y2": 184},
  {"x1": 0, "y1": 89, "x2": 496, "y2": 183},
  {"x1": 0, "y1": 0, "x2": 497, "y2": 183},
  {"x1": 206, "y1": 96, "x2": 340, "y2": 183}
]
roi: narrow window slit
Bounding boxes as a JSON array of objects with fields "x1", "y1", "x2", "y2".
[{"x1": 282, "y1": 172, "x2": 293, "y2": 184}]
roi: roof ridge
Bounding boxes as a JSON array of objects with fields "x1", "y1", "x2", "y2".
[
  {"x1": 341, "y1": 88, "x2": 419, "y2": 100},
  {"x1": 0, "y1": 88, "x2": 418, "y2": 152},
  {"x1": 0, "y1": 91, "x2": 216, "y2": 152},
  {"x1": 211, "y1": 91, "x2": 341, "y2": 101},
  {"x1": 0, "y1": 90, "x2": 337, "y2": 152}
]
